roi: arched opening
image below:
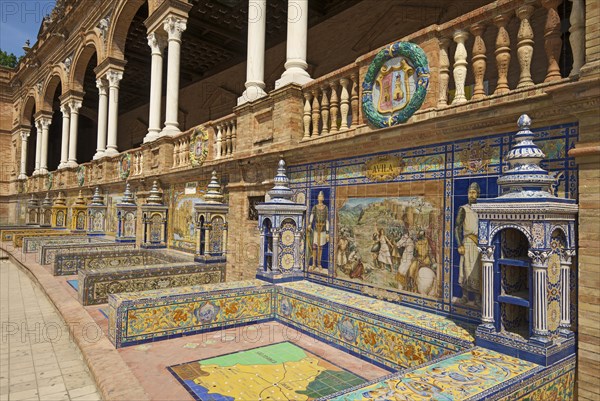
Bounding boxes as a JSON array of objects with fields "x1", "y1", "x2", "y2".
[
  {"x1": 198, "y1": 215, "x2": 205, "y2": 256},
  {"x1": 115, "y1": 1, "x2": 150, "y2": 150},
  {"x1": 262, "y1": 218, "x2": 273, "y2": 271},
  {"x1": 45, "y1": 79, "x2": 63, "y2": 171},
  {"x1": 79, "y1": 52, "x2": 99, "y2": 164},
  {"x1": 22, "y1": 98, "x2": 37, "y2": 176},
  {"x1": 494, "y1": 228, "x2": 531, "y2": 340}
]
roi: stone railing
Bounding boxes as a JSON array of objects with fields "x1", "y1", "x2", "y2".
[
  {"x1": 212, "y1": 113, "x2": 237, "y2": 160},
  {"x1": 301, "y1": 65, "x2": 360, "y2": 139},
  {"x1": 14, "y1": 0, "x2": 585, "y2": 197}
]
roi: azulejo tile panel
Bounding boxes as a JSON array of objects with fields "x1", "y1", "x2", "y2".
[
  {"x1": 23, "y1": 235, "x2": 90, "y2": 253},
  {"x1": 52, "y1": 243, "x2": 137, "y2": 274},
  {"x1": 287, "y1": 122, "x2": 578, "y2": 323},
  {"x1": 108, "y1": 279, "x2": 272, "y2": 347},
  {"x1": 78, "y1": 262, "x2": 226, "y2": 305},
  {"x1": 324, "y1": 347, "x2": 540, "y2": 400}
]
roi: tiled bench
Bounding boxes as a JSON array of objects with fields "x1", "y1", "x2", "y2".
[
  {"x1": 50, "y1": 243, "x2": 137, "y2": 273},
  {"x1": 0, "y1": 226, "x2": 40, "y2": 242},
  {"x1": 108, "y1": 279, "x2": 272, "y2": 347},
  {"x1": 12, "y1": 230, "x2": 62, "y2": 247},
  {"x1": 23, "y1": 235, "x2": 93, "y2": 253},
  {"x1": 79, "y1": 261, "x2": 226, "y2": 305}
]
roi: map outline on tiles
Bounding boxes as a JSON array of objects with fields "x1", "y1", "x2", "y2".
[{"x1": 168, "y1": 341, "x2": 368, "y2": 401}]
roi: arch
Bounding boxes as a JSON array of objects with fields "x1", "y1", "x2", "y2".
[
  {"x1": 21, "y1": 93, "x2": 37, "y2": 126},
  {"x1": 70, "y1": 36, "x2": 101, "y2": 92},
  {"x1": 41, "y1": 66, "x2": 68, "y2": 110},
  {"x1": 106, "y1": 0, "x2": 147, "y2": 60},
  {"x1": 489, "y1": 224, "x2": 533, "y2": 247}
]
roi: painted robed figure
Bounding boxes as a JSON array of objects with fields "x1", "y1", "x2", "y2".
[
  {"x1": 308, "y1": 191, "x2": 329, "y2": 269},
  {"x1": 455, "y1": 182, "x2": 482, "y2": 306}
]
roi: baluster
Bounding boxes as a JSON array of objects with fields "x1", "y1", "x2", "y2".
[
  {"x1": 184, "y1": 138, "x2": 189, "y2": 164},
  {"x1": 231, "y1": 121, "x2": 237, "y2": 154},
  {"x1": 493, "y1": 13, "x2": 512, "y2": 95},
  {"x1": 470, "y1": 24, "x2": 487, "y2": 100},
  {"x1": 329, "y1": 82, "x2": 339, "y2": 133},
  {"x1": 350, "y1": 73, "x2": 359, "y2": 128},
  {"x1": 215, "y1": 125, "x2": 222, "y2": 160},
  {"x1": 303, "y1": 92, "x2": 312, "y2": 139},
  {"x1": 438, "y1": 37, "x2": 451, "y2": 107},
  {"x1": 173, "y1": 142, "x2": 179, "y2": 167},
  {"x1": 543, "y1": 0, "x2": 563, "y2": 82},
  {"x1": 311, "y1": 89, "x2": 321, "y2": 136},
  {"x1": 452, "y1": 30, "x2": 469, "y2": 105},
  {"x1": 569, "y1": 0, "x2": 585, "y2": 76},
  {"x1": 339, "y1": 77, "x2": 350, "y2": 130},
  {"x1": 320, "y1": 86, "x2": 330, "y2": 135},
  {"x1": 516, "y1": 4, "x2": 535, "y2": 88},
  {"x1": 226, "y1": 122, "x2": 233, "y2": 156}
]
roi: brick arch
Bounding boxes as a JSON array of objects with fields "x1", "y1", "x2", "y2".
[
  {"x1": 70, "y1": 40, "x2": 100, "y2": 92},
  {"x1": 41, "y1": 67, "x2": 67, "y2": 111},
  {"x1": 106, "y1": 0, "x2": 148, "y2": 60},
  {"x1": 21, "y1": 93, "x2": 38, "y2": 126}
]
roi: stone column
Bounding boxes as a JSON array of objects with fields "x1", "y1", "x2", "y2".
[
  {"x1": 238, "y1": 0, "x2": 267, "y2": 105},
  {"x1": 162, "y1": 16, "x2": 187, "y2": 136},
  {"x1": 67, "y1": 99, "x2": 82, "y2": 167},
  {"x1": 145, "y1": 32, "x2": 166, "y2": 142},
  {"x1": 105, "y1": 69, "x2": 123, "y2": 156},
  {"x1": 33, "y1": 121, "x2": 42, "y2": 175},
  {"x1": 38, "y1": 116, "x2": 51, "y2": 174},
  {"x1": 94, "y1": 78, "x2": 109, "y2": 159},
  {"x1": 516, "y1": 4, "x2": 535, "y2": 88},
  {"x1": 258, "y1": 230, "x2": 266, "y2": 272},
  {"x1": 559, "y1": 249, "x2": 575, "y2": 335},
  {"x1": 530, "y1": 250, "x2": 551, "y2": 342},
  {"x1": 272, "y1": 229, "x2": 280, "y2": 273},
  {"x1": 542, "y1": 0, "x2": 563, "y2": 82},
  {"x1": 479, "y1": 246, "x2": 495, "y2": 329},
  {"x1": 493, "y1": 13, "x2": 512, "y2": 95},
  {"x1": 276, "y1": 0, "x2": 311, "y2": 87},
  {"x1": 569, "y1": 0, "x2": 585, "y2": 76},
  {"x1": 18, "y1": 130, "x2": 29, "y2": 180},
  {"x1": 58, "y1": 102, "x2": 70, "y2": 169},
  {"x1": 438, "y1": 37, "x2": 451, "y2": 107},
  {"x1": 452, "y1": 30, "x2": 469, "y2": 105}
]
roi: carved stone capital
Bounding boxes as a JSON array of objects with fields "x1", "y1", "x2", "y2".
[
  {"x1": 20, "y1": 131, "x2": 30, "y2": 141},
  {"x1": 147, "y1": 32, "x2": 167, "y2": 54},
  {"x1": 163, "y1": 16, "x2": 187, "y2": 42},
  {"x1": 528, "y1": 250, "x2": 550, "y2": 267},
  {"x1": 559, "y1": 248, "x2": 575, "y2": 265},
  {"x1": 96, "y1": 78, "x2": 108, "y2": 95},
  {"x1": 106, "y1": 70, "x2": 123, "y2": 88},
  {"x1": 60, "y1": 103, "x2": 70, "y2": 115},
  {"x1": 478, "y1": 246, "x2": 495, "y2": 263},
  {"x1": 68, "y1": 99, "x2": 82, "y2": 113}
]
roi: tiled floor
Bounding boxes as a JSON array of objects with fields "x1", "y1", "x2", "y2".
[{"x1": 0, "y1": 257, "x2": 101, "y2": 401}]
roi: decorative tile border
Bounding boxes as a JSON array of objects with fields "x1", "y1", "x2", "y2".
[
  {"x1": 52, "y1": 243, "x2": 137, "y2": 274},
  {"x1": 79, "y1": 261, "x2": 225, "y2": 305},
  {"x1": 22, "y1": 235, "x2": 98, "y2": 253}
]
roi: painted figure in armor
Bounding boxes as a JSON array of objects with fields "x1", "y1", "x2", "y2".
[
  {"x1": 308, "y1": 191, "x2": 329, "y2": 269},
  {"x1": 455, "y1": 182, "x2": 482, "y2": 305}
]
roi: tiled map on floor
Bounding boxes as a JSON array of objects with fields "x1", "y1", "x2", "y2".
[{"x1": 168, "y1": 342, "x2": 367, "y2": 401}]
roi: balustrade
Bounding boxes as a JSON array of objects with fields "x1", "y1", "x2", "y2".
[
  {"x1": 302, "y1": 69, "x2": 359, "y2": 139},
  {"x1": 213, "y1": 115, "x2": 237, "y2": 160}
]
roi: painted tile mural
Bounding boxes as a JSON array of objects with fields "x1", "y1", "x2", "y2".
[
  {"x1": 288, "y1": 122, "x2": 578, "y2": 322},
  {"x1": 325, "y1": 347, "x2": 540, "y2": 401}
]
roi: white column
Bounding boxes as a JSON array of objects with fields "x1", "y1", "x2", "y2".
[
  {"x1": 276, "y1": 0, "x2": 311, "y2": 88},
  {"x1": 559, "y1": 249, "x2": 575, "y2": 335},
  {"x1": 271, "y1": 229, "x2": 280, "y2": 273},
  {"x1": 162, "y1": 17, "x2": 187, "y2": 136},
  {"x1": 238, "y1": 0, "x2": 267, "y2": 105},
  {"x1": 145, "y1": 32, "x2": 166, "y2": 142},
  {"x1": 58, "y1": 103, "x2": 70, "y2": 169},
  {"x1": 94, "y1": 78, "x2": 109, "y2": 159},
  {"x1": 66, "y1": 99, "x2": 82, "y2": 168},
  {"x1": 529, "y1": 250, "x2": 550, "y2": 342},
  {"x1": 479, "y1": 246, "x2": 495, "y2": 329},
  {"x1": 33, "y1": 120, "x2": 42, "y2": 175},
  {"x1": 105, "y1": 70, "x2": 123, "y2": 156},
  {"x1": 38, "y1": 117, "x2": 51, "y2": 174},
  {"x1": 18, "y1": 130, "x2": 29, "y2": 180}
]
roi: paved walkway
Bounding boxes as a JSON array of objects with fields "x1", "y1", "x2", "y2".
[{"x1": 0, "y1": 257, "x2": 101, "y2": 401}]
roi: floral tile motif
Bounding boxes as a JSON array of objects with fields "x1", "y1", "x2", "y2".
[
  {"x1": 279, "y1": 281, "x2": 475, "y2": 343},
  {"x1": 325, "y1": 347, "x2": 540, "y2": 400}
]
